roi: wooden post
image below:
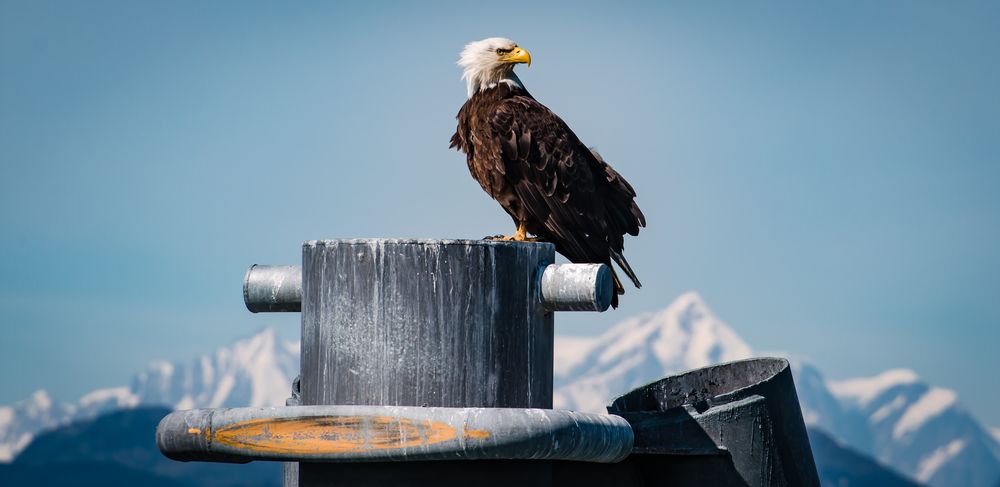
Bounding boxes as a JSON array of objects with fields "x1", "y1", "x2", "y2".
[{"x1": 298, "y1": 239, "x2": 556, "y2": 486}]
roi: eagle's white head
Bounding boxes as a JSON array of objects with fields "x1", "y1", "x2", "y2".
[{"x1": 458, "y1": 37, "x2": 532, "y2": 98}]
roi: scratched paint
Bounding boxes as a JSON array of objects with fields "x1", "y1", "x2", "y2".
[{"x1": 211, "y1": 416, "x2": 491, "y2": 455}]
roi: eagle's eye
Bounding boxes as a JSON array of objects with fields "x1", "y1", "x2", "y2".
[{"x1": 496, "y1": 48, "x2": 504, "y2": 55}]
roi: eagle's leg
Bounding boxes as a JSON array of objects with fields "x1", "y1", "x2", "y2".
[
  {"x1": 513, "y1": 222, "x2": 528, "y2": 241},
  {"x1": 510, "y1": 222, "x2": 542, "y2": 242},
  {"x1": 483, "y1": 222, "x2": 543, "y2": 242},
  {"x1": 512, "y1": 222, "x2": 544, "y2": 242}
]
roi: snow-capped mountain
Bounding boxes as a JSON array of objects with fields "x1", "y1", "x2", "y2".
[
  {"x1": 0, "y1": 386, "x2": 143, "y2": 462},
  {"x1": 0, "y1": 328, "x2": 298, "y2": 462},
  {"x1": 553, "y1": 291, "x2": 752, "y2": 413},
  {"x1": 129, "y1": 328, "x2": 298, "y2": 410},
  {"x1": 2, "y1": 293, "x2": 999, "y2": 487},
  {"x1": 553, "y1": 292, "x2": 1000, "y2": 487},
  {"x1": 0, "y1": 391, "x2": 74, "y2": 462},
  {"x1": 828, "y1": 370, "x2": 1000, "y2": 487}
]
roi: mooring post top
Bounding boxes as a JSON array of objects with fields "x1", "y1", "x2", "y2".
[{"x1": 245, "y1": 239, "x2": 614, "y2": 313}]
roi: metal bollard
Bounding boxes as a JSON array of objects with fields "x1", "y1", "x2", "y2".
[
  {"x1": 295, "y1": 239, "x2": 566, "y2": 486},
  {"x1": 157, "y1": 239, "x2": 632, "y2": 487},
  {"x1": 159, "y1": 238, "x2": 825, "y2": 487}
]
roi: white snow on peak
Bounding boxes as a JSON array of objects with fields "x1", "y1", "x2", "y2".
[
  {"x1": 0, "y1": 407, "x2": 12, "y2": 433},
  {"x1": 869, "y1": 394, "x2": 908, "y2": 423},
  {"x1": 1, "y1": 327, "x2": 299, "y2": 463},
  {"x1": 174, "y1": 395, "x2": 194, "y2": 411},
  {"x1": 595, "y1": 291, "x2": 751, "y2": 369},
  {"x1": 4, "y1": 303, "x2": 999, "y2": 486},
  {"x1": 149, "y1": 360, "x2": 175, "y2": 378},
  {"x1": 28, "y1": 390, "x2": 52, "y2": 411},
  {"x1": 551, "y1": 294, "x2": 999, "y2": 487},
  {"x1": 127, "y1": 327, "x2": 297, "y2": 410},
  {"x1": 78, "y1": 387, "x2": 139, "y2": 409},
  {"x1": 827, "y1": 369, "x2": 920, "y2": 407},
  {"x1": 893, "y1": 387, "x2": 958, "y2": 440},
  {"x1": 669, "y1": 292, "x2": 751, "y2": 365},
  {"x1": 0, "y1": 389, "x2": 77, "y2": 463},
  {"x1": 554, "y1": 291, "x2": 753, "y2": 413},
  {"x1": 916, "y1": 438, "x2": 966, "y2": 483},
  {"x1": 208, "y1": 375, "x2": 236, "y2": 408},
  {"x1": 199, "y1": 355, "x2": 214, "y2": 386},
  {"x1": 224, "y1": 327, "x2": 291, "y2": 407},
  {"x1": 0, "y1": 433, "x2": 32, "y2": 463}
]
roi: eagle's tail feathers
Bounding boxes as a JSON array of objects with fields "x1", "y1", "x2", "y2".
[
  {"x1": 608, "y1": 267, "x2": 623, "y2": 309},
  {"x1": 609, "y1": 267, "x2": 625, "y2": 295},
  {"x1": 610, "y1": 249, "x2": 641, "y2": 289}
]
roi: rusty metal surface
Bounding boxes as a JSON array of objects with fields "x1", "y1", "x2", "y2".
[
  {"x1": 608, "y1": 357, "x2": 820, "y2": 487},
  {"x1": 244, "y1": 265, "x2": 302, "y2": 313},
  {"x1": 156, "y1": 405, "x2": 633, "y2": 464}
]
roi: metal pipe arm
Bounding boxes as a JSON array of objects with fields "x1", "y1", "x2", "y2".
[
  {"x1": 243, "y1": 265, "x2": 302, "y2": 313},
  {"x1": 244, "y1": 262, "x2": 613, "y2": 313},
  {"x1": 157, "y1": 405, "x2": 633, "y2": 464}
]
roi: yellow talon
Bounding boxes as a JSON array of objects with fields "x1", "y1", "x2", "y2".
[
  {"x1": 513, "y1": 222, "x2": 528, "y2": 242},
  {"x1": 483, "y1": 223, "x2": 543, "y2": 242}
]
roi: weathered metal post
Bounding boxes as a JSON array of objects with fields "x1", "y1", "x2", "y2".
[
  {"x1": 299, "y1": 239, "x2": 553, "y2": 486},
  {"x1": 300, "y1": 239, "x2": 555, "y2": 410},
  {"x1": 158, "y1": 238, "x2": 819, "y2": 487},
  {"x1": 159, "y1": 238, "x2": 629, "y2": 487}
]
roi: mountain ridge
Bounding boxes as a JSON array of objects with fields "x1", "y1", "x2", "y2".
[
  {"x1": 0, "y1": 328, "x2": 297, "y2": 462},
  {"x1": 550, "y1": 292, "x2": 1000, "y2": 487},
  {"x1": 2, "y1": 293, "x2": 998, "y2": 487}
]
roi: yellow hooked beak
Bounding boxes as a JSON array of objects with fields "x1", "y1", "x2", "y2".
[{"x1": 503, "y1": 46, "x2": 531, "y2": 67}]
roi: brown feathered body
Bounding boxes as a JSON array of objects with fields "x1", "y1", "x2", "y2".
[{"x1": 450, "y1": 83, "x2": 645, "y2": 307}]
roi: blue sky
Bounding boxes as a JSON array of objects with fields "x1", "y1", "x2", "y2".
[{"x1": 1, "y1": 1, "x2": 998, "y2": 426}]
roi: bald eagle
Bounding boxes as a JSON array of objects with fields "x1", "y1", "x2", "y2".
[{"x1": 450, "y1": 38, "x2": 646, "y2": 308}]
